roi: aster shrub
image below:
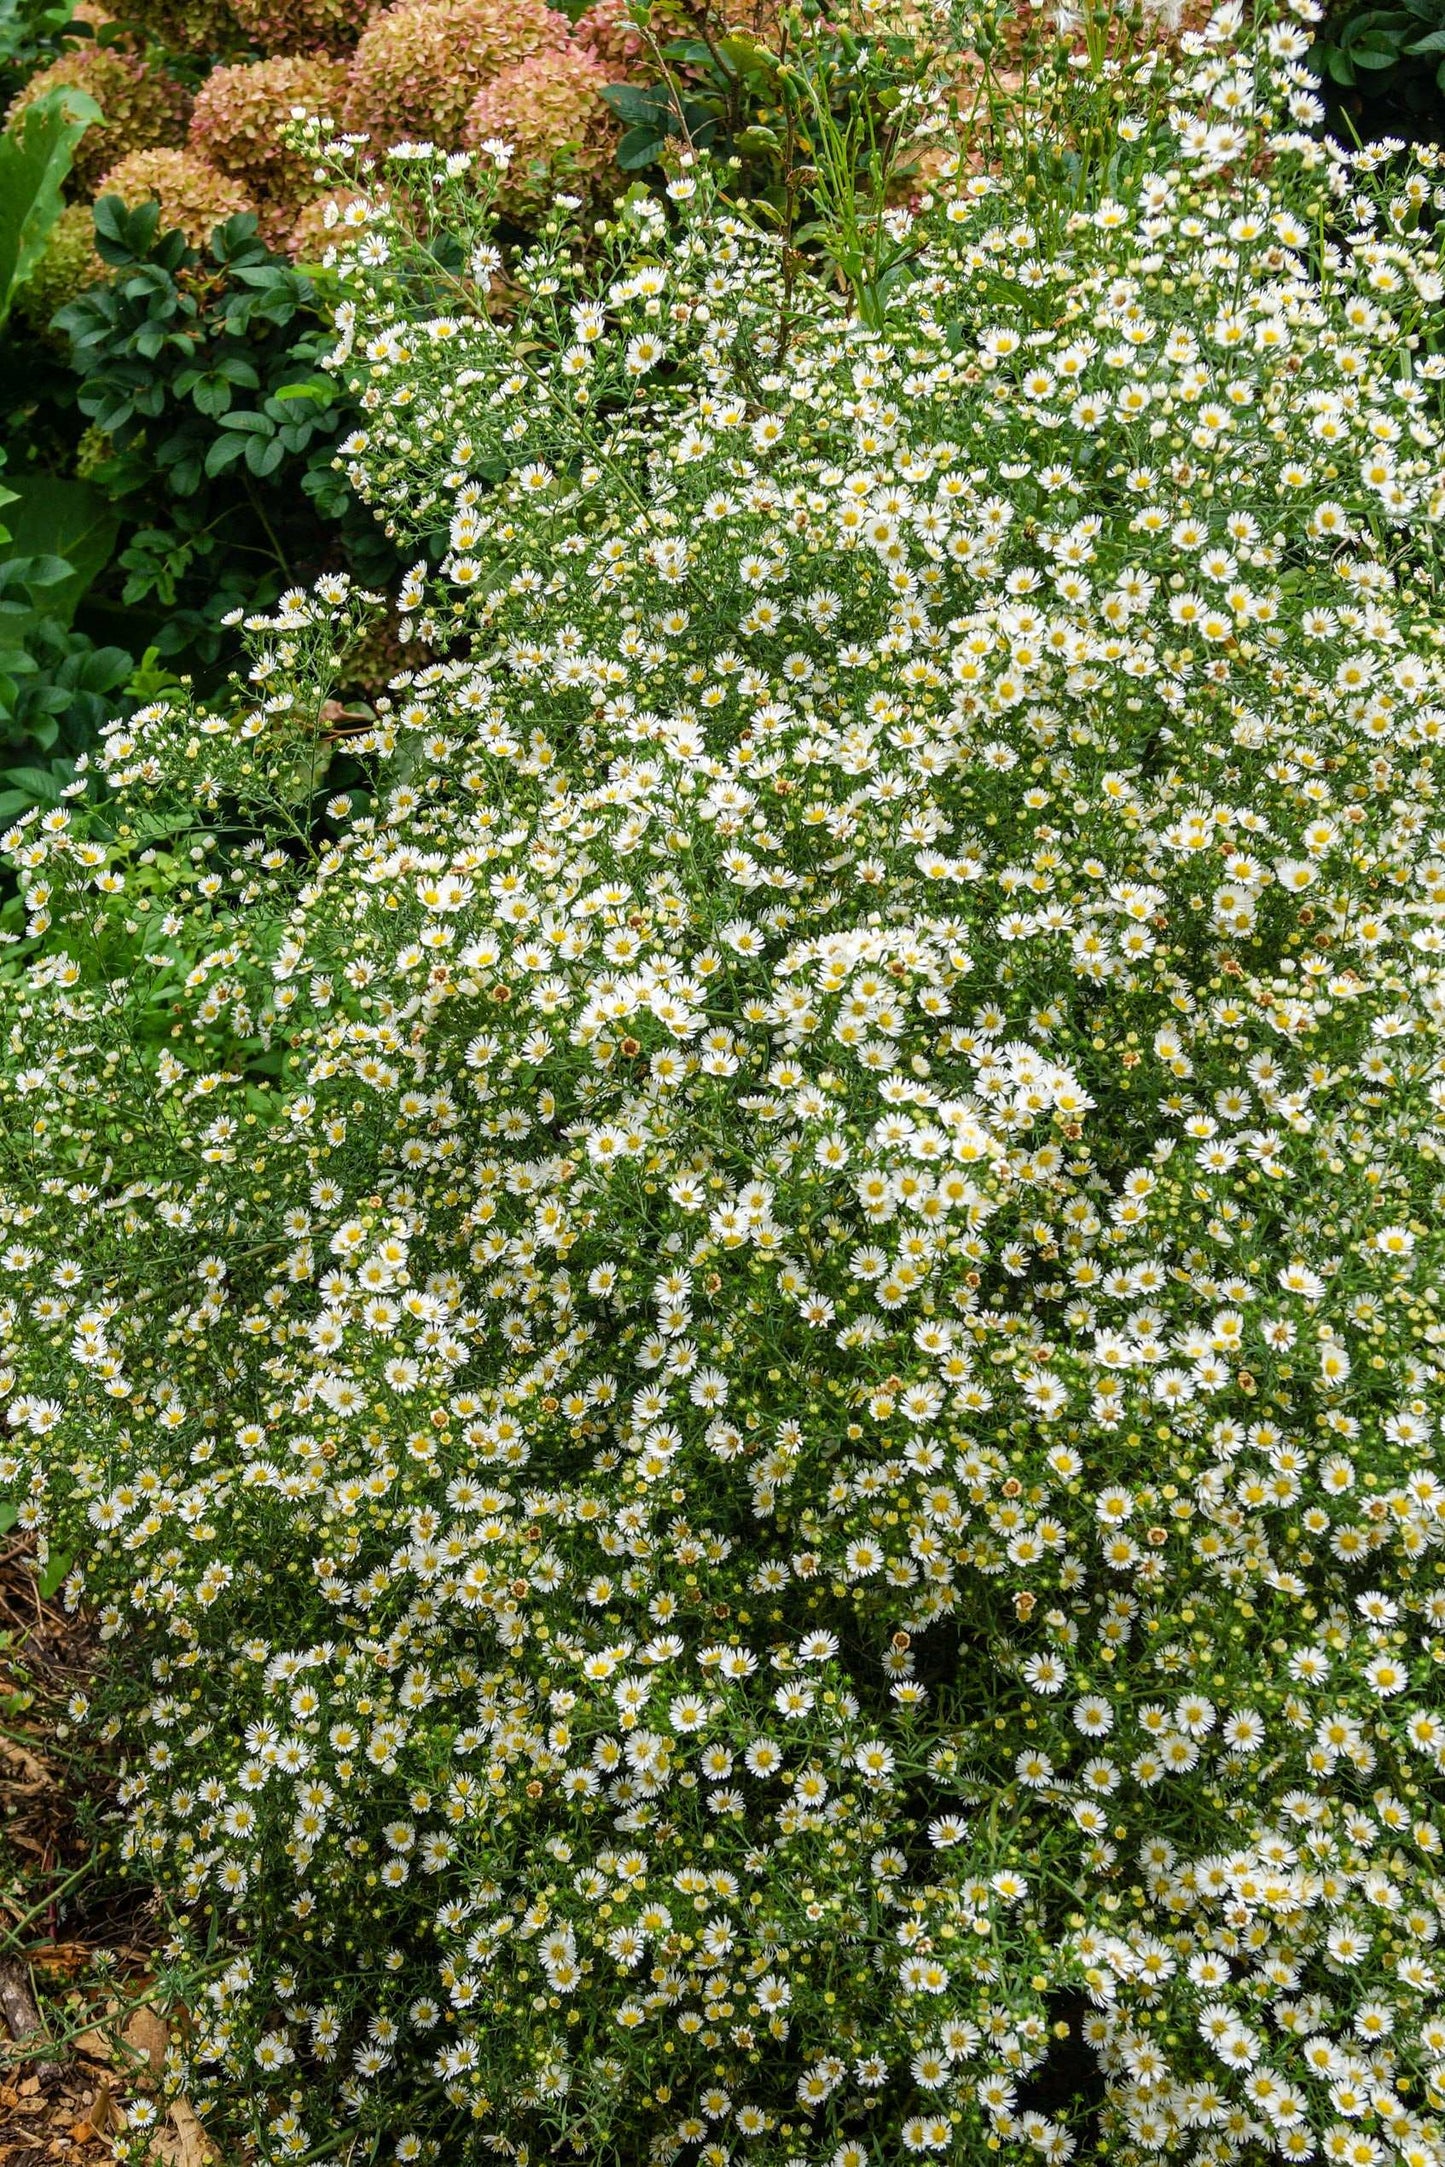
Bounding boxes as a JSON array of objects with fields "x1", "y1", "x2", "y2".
[{"x1": 7, "y1": 4, "x2": 1445, "y2": 2166}]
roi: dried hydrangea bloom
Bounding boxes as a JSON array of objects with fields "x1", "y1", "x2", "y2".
[
  {"x1": 93, "y1": 146, "x2": 255, "y2": 248},
  {"x1": 570, "y1": 0, "x2": 648, "y2": 74},
  {"x1": 17, "y1": 202, "x2": 104, "y2": 336},
  {"x1": 110, "y1": 0, "x2": 242, "y2": 58},
  {"x1": 462, "y1": 45, "x2": 617, "y2": 216},
  {"x1": 6, "y1": 45, "x2": 190, "y2": 191},
  {"x1": 226, "y1": 0, "x2": 367, "y2": 55},
  {"x1": 343, "y1": 0, "x2": 567, "y2": 149},
  {"x1": 189, "y1": 56, "x2": 348, "y2": 218}
]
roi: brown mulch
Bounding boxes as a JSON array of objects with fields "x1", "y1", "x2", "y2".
[{"x1": 0, "y1": 1534, "x2": 220, "y2": 2165}]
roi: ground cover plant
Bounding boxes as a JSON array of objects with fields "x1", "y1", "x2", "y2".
[{"x1": 6, "y1": 0, "x2": 1445, "y2": 2162}]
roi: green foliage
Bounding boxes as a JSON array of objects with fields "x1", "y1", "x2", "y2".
[
  {"x1": 0, "y1": 82, "x2": 99, "y2": 327},
  {"x1": 0, "y1": 468, "x2": 118, "y2": 622},
  {"x1": 0, "y1": 0, "x2": 80, "y2": 104},
  {"x1": 1312, "y1": 0, "x2": 1445, "y2": 134},
  {"x1": 54, "y1": 197, "x2": 395, "y2": 653},
  {"x1": 0, "y1": 456, "x2": 127, "y2": 820},
  {"x1": 0, "y1": 550, "x2": 129, "y2": 811},
  {"x1": 598, "y1": 6, "x2": 924, "y2": 207},
  {"x1": 0, "y1": 186, "x2": 396, "y2": 843}
]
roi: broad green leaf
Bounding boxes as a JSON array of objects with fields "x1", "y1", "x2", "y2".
[
  {"x1": 600, "y1": 81, "x2": 674, "y2": 125},
  {"x1": 272, "y1": 375, "x2": 336, "y2": 403},
  {"x1": 0, "y1": 472, "x2": 119, "y2": 626},
  {"x1": 203, "y1": 433, "x2": 248, "y2": 478},
  {"x1": 617, "y1": 125, "x2": 673, "y2": 170},
  {"x1": 188, "y1": 373, "x2": 235, "y2": 418},
  {"x1": 0, "y1": 87, "x2": 102, "y2": 327},
  {"x1": 718, "y1": 32, "x2": 778, "y2": 73},
  {"x1": 8, "y1": 550, "x2": 72, "y2": 588},
  {"x1": 0, "y1": 762, "x2": 65, "y2": 804},
  {"x1": 246, "y1": 435, "x2": 286, "y2": 477},
  {"x1": 37, "y1": 1546, "x2": 72, "y2": 1600}
]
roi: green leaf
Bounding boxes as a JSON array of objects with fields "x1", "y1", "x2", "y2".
[
  {"x1": 0, "y1": 86, "x2": 102, "y2": 327},
  {"x1": 718, "y1": 31, "x2": 778, "y2": 73},
  {"x1": 0, "y1": 762, "x2": 65, "y2": 804},
  {"x1": 246, "y1": 435, "x2": 286, "y2": 477},
  {"x1": 616, "y1": 125, "x2": 673, "y2": 170},
  {"x1": 92, "y1": 191, "x2": 162, "y2": 265},
  {"x1": 203, "y1": 433, "x2": 248, "y2": 478},
  {"x1": 196, "y1": 374, "x2": 236, "y2": 416},
  {"x1": 0, "y1": 472, "x2": 119, "y2": 626},
  {"x1": 600, "y1": 81, "x2": 674, "y2": 125},
  {"x1": 272, "y1": 375, "x2": 336, "y2": 403},
  {"x1": 10, "y1": 551, "x2": 72, "y2": 588},
  {"x1": 37, "y1": 1546, "x2": 72, "y2": 1600}
]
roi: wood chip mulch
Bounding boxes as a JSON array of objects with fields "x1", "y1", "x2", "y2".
[{"x1": 0, "y1": 1533, "x2": 219, "y2": 2165}]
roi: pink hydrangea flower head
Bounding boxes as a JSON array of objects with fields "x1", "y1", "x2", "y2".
[
  {"x1": 571, "y1": 0, "x2": 648, "y2": 74},
  {"x1": 189, "y1": 56, "x2": 349, "y2": 212},
  {"x1": 119, "y1": 0, "x2": 245, "y2": 57},
  {"x1": 462, "y1": 45, "x2": 617, "y2": 217},
  {"x1": 227, "y1": 0, "x2": 368, "y2": 55},
  {"x1": 94, "y1": 146, "x2": 256, "y2": 249},
  {"x1": 343, "y1": 0, "x2": 568, "y2": 149},
  {"x1": 7, "y1": 45, "x2": 191, "y2": 191}
]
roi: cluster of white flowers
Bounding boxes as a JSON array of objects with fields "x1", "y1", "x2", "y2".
[{"x1": 4, "y1": 3, "x2": 1445, "y2": 2164}]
